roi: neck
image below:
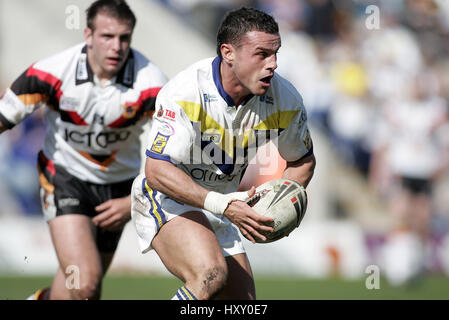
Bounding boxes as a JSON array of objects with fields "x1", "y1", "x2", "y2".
[
  {"x1": 219, "y1": 60, "x2": 250, "y2": 106},
  {"x1": 87, "y1": 52, "x2": 114, "y2": 87}
]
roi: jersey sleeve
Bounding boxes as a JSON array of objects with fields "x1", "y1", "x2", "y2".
[
  {"x1": 145, "y1": 90, "x2": 196, "y2": 164},
  {"x1": 276, "y1": 100, "x2": 314, "y2": 162},
  {"x1": 0, "y1": 65, "x2": 61, "y2": 129}
]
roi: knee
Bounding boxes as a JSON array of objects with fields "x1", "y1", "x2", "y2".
[
  {"x1": 69, "y1": 275, "x2": 102, "y2": 300},
  {"x1": 197, "y1": 264, "x2": 228, "y2": 299}
]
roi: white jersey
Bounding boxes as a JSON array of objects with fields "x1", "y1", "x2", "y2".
[
  {"x1": 0, "y1": 43, "x2": 167, "y2": 184},
  {"x1": 146, "y1": 57, "x2": 313, "y2": 194}
]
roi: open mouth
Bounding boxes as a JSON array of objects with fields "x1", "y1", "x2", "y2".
[
  {"x1": 260, "y1": 75, "x2": 273, "y2": 86},
  {"x1": 107, "y1": 57, "x2": 121, "y2": 65}
]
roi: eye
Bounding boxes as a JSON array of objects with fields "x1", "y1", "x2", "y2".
[{"x1": 120, "y1": 35, "x2": 131, "y2": 42}]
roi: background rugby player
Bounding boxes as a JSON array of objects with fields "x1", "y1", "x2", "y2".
[{"x1": 0, "y1": 0, "x2": 167, "y2": 299}]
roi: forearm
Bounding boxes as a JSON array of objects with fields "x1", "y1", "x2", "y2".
[
  {"x1": 282, "y1": 154, "x2": 316, "y2": 188},
  {"x1": 145, "y1": 158, "x2": 209, "y2": 209},
  {"x1": 0, "y1": 121, "x2": 6, "y2": 134}
]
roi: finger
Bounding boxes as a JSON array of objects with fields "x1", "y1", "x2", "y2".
[
  {"x1": 98, "y1": 214, "x2": 119, "y2": 229},
  {"x1": 95, "y1": 200, "x2": 112, "y2": 212},
  {"x1": 240, "y1": 221, "x2": 268, "y2": 243},
  {"x1": 92, "y1": 209, "x2": 114, "y2": 225},
  {"x1": 250, "y1": 210, "x2": 274, "y2": 223},
  {"x1": 239, "y1": 225, "x2": 256, "y2": 243},
  {"x1": 243, "y1": 215, "x2": 274, "y2": 233}
]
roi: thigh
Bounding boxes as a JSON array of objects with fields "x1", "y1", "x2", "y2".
[
  {"x1": 151, "y1": 211, "x2": 226, "y2": 282},
  {"x1": 215, "y1": 253, "x2": 256, "y2": 300},
  {"x1": 49, "y1": 214, "x2": 103, "y2": 278}
]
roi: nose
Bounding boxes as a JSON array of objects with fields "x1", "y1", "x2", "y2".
[
  {"x1": 112, "y1": 36, "x2": 121, "y2": 52},
  {"x1": 267, "y1": 54, "x2": 277, "y2": 72}
]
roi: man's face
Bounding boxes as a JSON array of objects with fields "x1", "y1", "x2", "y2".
[
  {"x1": 230, "y1": 31, "x2": 281, "y2": 96},
  {"x1": 84, "y1": 13, "x2": 133, "y2": 79}
]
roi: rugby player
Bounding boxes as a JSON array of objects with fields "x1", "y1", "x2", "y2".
[
  {"x1": 0, "y1": 0, "x2": 167, "y2": 299},
  {"x1": 131, "y1": 7, "x2": 316, "y2": 300}
]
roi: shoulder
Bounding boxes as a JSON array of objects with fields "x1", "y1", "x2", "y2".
[
  {"x1": 159, "y1": 57, "x2": 214, "y2": 103},
  {"x1": 270, "y1": 72, "x2": 305, "y2": 111},
  {"x1": 32, "y1": 43, "x2": 84, "y2": 77}
]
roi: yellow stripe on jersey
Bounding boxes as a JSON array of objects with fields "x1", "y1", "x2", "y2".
[
  {"x1": 176, "y1": 100, "x2": 234, "y2": 156},
  {"x1": 176, "y1": 101, "x2": 298, "y2": 159},
  {"x1": 180, "y1": 286, "x2": 195, "y2": 300},
  {"x1": 144, "y1": 180, "x2": 164, "y2": 228},
  {"x1": 253, "y1": 110, "x2": 299, "y2": 130}
]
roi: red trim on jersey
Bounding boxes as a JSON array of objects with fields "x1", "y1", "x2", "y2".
[
  {"x1": 39, "y1": 151, "x2": 56, "y2": 176},
  {"x1": 108, "y1": 87, "x2": 161, "y2": 128},
  {"x1": 291, "y1": 197, "x2": 297, "y2": 203},
  {"x1": 63, "y1": 110, "x2": 88, "y2": 125},
  {"x1": 26, "y1": 66, "x2": 63, "y2": 101}
]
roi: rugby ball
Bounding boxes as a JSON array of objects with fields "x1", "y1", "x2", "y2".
[{"x1": 247, "y1": 179, "x2": 307, "y2": 243}]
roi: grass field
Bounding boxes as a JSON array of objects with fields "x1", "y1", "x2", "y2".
[{"x1": 1, "y1": 274, "x2": 449, "y2": 300}]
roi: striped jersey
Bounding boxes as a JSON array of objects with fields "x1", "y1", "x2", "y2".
[
  {"x1": 146, "y1": 57, "x2": 313, "y2": 194},
  {"x1": 0, "y1": 43, "x2": 167, "y2": 184}
]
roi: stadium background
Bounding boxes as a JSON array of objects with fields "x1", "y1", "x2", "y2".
[{"x1": 1, "y1": 0, "x2": 449, "y2": 299}]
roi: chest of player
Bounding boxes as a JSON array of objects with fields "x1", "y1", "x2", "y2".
[
  {"x1": 57, "y1": 82, "x2": 144, "y2": 128},
  {"x1": 198, "y1": 93, "x2": 286, "y2": 147}
]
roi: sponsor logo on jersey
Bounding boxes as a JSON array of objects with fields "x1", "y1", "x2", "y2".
[
  {"x1": 164, "y1": 109, "x2": 176, "y2": 120},
  {"x1": 203, "y1": 93, "x2": 218, "y2": 102},
  {"x1": 259, "y1": 95, "x2": 274, "y2": 105},
  {"x1": 64, "y1": 128, "x2": 131, "y2": 148},
  {"x1": 158, "y1": 122, "x2": 175, "y2": 136},
  {"x1": 122, "y1": 103, "x2": 139, "y2": 119},
  {"x1": 303, "y1": 128, "x2": 312, "y2": 150},
  {"x1": 76, "y1": 54, "x2": 89, "y2": 81},
  {"x1": 189, "y1": 167, "x2": 237, "y2": 182},
  {"x1": 150, "y1": 132, "x2": 170, "y2": 154},
  {"x1": 60, "y1": 96, "x2": 81, "y2": 110},
  {"x1": 156, "y1": 105, "x2": 163, "y2": 117}
]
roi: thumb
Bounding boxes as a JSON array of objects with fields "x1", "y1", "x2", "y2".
[{"x1": 247, "y1": 186, "x2": 256, "y2": 198}]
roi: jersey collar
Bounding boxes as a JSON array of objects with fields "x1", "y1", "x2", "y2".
[
  {"x1": 76, "y1": 45, "x2": 135, "y2": 88},
  {"x1": 212, "y1": 56, "x2": 254, "y2": 107}
]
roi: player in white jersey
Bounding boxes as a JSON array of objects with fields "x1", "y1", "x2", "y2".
[
  {"x1": 131, "y1": 7, "x2": 316, "y2": 299},
  {"x1": 0, "y1": 0, "x2": 167, "y2": 299}
]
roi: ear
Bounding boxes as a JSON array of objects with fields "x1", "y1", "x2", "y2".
[
  {"x1": 84, "y1": 27, "x2": 93, "y2": 47},
  {"x1": 220, "y1": 43, "x2": 235, "y2": 64}
]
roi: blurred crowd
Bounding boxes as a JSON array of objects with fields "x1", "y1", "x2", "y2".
[{"x1": 159, "y1": 0, "x2": 449, "y2": 283}]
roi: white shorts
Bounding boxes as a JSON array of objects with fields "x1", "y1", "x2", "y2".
[{"x1": 131, "y1": 173, "x2": 245, "y2": 257}]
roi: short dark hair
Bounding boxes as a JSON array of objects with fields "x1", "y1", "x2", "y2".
[
  {"x1": 86, "y1": 0, "x2": 136, "y2": 31},
  {"x1": 216, "y1": 7, "x2": 279, "y2": 58}
]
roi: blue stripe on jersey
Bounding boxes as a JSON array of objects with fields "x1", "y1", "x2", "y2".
[
  {"x1": 178, "y1": 288, "x2": 189, "y2": 300},
  {"x1": 146, "y1": 149, "x2": 172, "y2": 163},
  {"x1": 141, "y1": 178, "x2": 166, "y2": 231},
  {"x1": 182, "y1": 286, "x2": 198, "y2": 300},
  {"x1": 212, "y1": 57, "x2": 254, "y2": 106}
]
